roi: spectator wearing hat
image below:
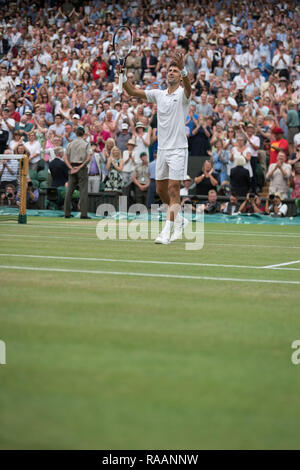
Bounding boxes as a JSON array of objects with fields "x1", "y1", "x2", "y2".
[
  {"x1": 116, "y1": 122, "x2": 132, "y2": 153},
  {"x1": 230, "y1": 155, "x2": 251, "y2": 197},
  {"x1": 266, "y1": 150, "x2": 291, "y2": 200},
  {"x1": 1, "y1": 106, "x2": 15, "y2": 143},
  {"x1": 122, "y1": 139, "x2": 137, "y2": 188},
  {"x1": 133, "y1": 121, "x2": 151, "y2": 164},
  {"x1": 265, "y1": 192, "x2": 288, "y2": 217},
  {"x1": 141, "y1": 47, "x2": 158, "y2": 80},
  {"x1": 64, "y1": 126, "x2": 92, "y2": 219},
  {"x1": 15, "y1": 114, "x2": 34, "y2": 141},
  {"x1": 269, "y1": 127, "x2": 289, "y2": 166},
  {"x1": 132, "y1": 152, "x2": 150, "y2": 205}
]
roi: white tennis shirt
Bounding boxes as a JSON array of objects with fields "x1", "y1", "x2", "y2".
[{"x1": 145, "y1": 86, "x2": 190, "y2": 150}]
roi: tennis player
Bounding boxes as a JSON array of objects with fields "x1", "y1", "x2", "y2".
[{"x1": 119, "y1": 51, "x2": 192, "y2": 244}]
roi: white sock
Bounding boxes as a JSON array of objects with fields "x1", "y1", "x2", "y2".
[
  {"x1": 175, "y1": 211, "x2": 182, "y2": 223},
  {"x1": 162, "y1": 220, "x2": 173, "y2": 236}
]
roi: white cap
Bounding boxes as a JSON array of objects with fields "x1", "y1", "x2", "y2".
[
  {"x1": 122, "y1": 123, "x2": 129, "y2": 130},
  {"x1": 72, "y1": 114, "x2": 80, "y2": 119}
]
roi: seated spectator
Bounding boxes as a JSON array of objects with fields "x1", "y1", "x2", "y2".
[
  {"x1": 230, "y1": 156, "x2": 251, "y2": 197},
  {"x1": 194, "y1": 160, "x2": 219, "y2": 195},
  {"x1": 49, "y1": 149, "x2": 69, "y2": 188},
  {"x1": 239, "y1": 193, "x2": 265, "y2": 214},
  {"x1": 221, "y1": 193, "x2": 240, "y2": 215},
  {"x1": 211, "y1": 139, "x2": 229, "y2": 184},
  {"x1": 20, "y1": 178, "x2": 39, "y2": 209},
  {"x1": 180, "y1": 175, "x2": 193, "y2": 197},
  {"x1": 203, "y1": 189, "x2": 220, "y2": 214},
  {"x1": 266, "y1": 150, "x2": 292, "y2": 200},
  {"x1": 132, "y1": 152, "x2": 150, "y2": 205},
  {"x1": 105, "y1": 146, "x2": 124, "y2": 193},
  {"x1": 0, "y1": 182, "x2": 17, "y2": 207},
  {"x1": 291, "y1": 162, "x2": 300, "y2": 200},
  {"x1": 265, "y1": 193, "x2": 288, "y2": 217}
]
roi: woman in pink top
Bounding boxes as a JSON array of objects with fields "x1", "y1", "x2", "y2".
[{"x1": 291, "y1": 162, "x2": 300, "y2": 199}]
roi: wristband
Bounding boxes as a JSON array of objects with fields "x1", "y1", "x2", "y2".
[{"x1": 180, "y1": 68, "x2": 188, "y2": 78}]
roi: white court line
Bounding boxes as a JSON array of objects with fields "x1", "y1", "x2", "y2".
[
  {"x1": 1, "y1": 222, "x2": 300, "y2": 238},
  {"x1": 263, "y1": 260, "x2": 300, "y2": 269},
  {"x1": 1, "y1": 233, "x2": 300, "y2": 250},
  {"x1": 1, "y1": 253, "x2": 300, "y2": 271},
  {"x1": 1, "y1": 264, "x2": 300, "y2": 285}
]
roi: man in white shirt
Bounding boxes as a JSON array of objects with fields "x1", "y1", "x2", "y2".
[
  {"x1": 241, "y1": 123, "x2": 260, "y2": 193},
  {"x1": 224, "y1": 47, "x2": 241, "y2": 79},
  {"x1": 272, "y1": 46, "x2": 291, "y2": 79},
  {"x1": 122, "y1": 51, "x2": 192, "y2": 244}
]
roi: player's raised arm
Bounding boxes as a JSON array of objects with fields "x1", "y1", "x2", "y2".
[
  {"x1": 116, "y1": 64, "x2": 147, "y2": 100},
  {"x1": 173, "y1": 51, "x2": 192, "y2": 99}
]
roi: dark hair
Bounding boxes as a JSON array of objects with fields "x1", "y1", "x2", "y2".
[
  {"x1": 167, "y1": 61, "x2": 180, "y2": 70},
  {"x1": 76, "y1": 128, "x2": 85, "y2": 137}
]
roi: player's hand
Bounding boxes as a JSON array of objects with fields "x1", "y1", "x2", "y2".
[{"x1": 173, "y1": 50, "x2": 185, "y2": 70}]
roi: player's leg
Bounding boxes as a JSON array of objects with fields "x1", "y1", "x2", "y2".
[
  {"x1": 154, "y1": 149, "x2": 172, "y2": 244},
  {"x1": 168, "y1": 149, "x2": 189, "y2": 241}
]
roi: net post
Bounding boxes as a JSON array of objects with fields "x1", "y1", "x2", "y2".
[{"x1": 18, "y1": 154, "x2": 28, "y2": 224}]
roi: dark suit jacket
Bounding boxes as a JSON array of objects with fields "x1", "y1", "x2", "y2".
[
  {"x1": 141, "y1": 55, "x2": 158, "y2": 78},
  {"x1": 230, "y1": 166, "x2": 251, "y2": 197},
  {"x1": 0, "y1": 38, "x2": 9, "y2": 56}
]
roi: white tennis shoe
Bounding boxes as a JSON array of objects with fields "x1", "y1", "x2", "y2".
[
  {"x1": 155, "y1": 233, "x2": 171, "y2": 245},
  {"x1": 170, "y1": 216, "x2": 189, "y2": 242}
]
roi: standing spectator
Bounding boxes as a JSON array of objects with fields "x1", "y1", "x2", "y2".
[
  {"x1": 122, "y1": 139, "x2": 137, "y2": 188},
  {"x1": 291, "y1": 162, "x2": 300, "y2": 199},
  {"x1": 141, "y1": 47, "x2": 158, "y2": 80},
  {"x1": 194, "y1": 160, "x2": 219, "y2": 195},
  {"x1": 211, "y1": 139, "x2": 229, "y2": 184},
  {"x1": 269, "y1": 127, "x2": 289, "y2": 166},
  {"x1": 133, "y1": 122, "x2": 151, "y2": 163},
  {"x1": 87, "y1": 143, "x2": 103, "y2": 193},
  {"x1": 286, "y1": 101, "x2": 299, "y2": 155},
  {"x1": 189, "y1": 116, "x2": 212, "y2": 157},
  {"x1": 105, "y1": 146, "x2": 124, "y2": 193},
  {"x1": 1, "y1": 106, "x2": 15, "y2": 143},
  {"x1": 116, "y1": 122, "x2": 132, "y2": 153},
  {"x1": 49, "y1": 150, "x2": 69, "y2": 188},
  {"x1": 266, "y1": 150, "x2": 292, "y2": 200},
  {"x1": 240, "y1": 123, "x2": 260, "y2": 192},
  {"x1": 132, "y1": 152, "x2": 150, "y2": 205},
  {"x1": 24, "y1": 131, "x2": 42, "y2": 170},
  {"x1": 64, "y1": 126, "x2": 92, "y2": 219},
  {"x1": 230, "y1": 155, "x2": 251, "y2": 197}
]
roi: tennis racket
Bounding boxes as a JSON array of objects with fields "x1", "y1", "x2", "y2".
[{"x1": 113, "y1": 26, "x2": 133, "y2": 94}]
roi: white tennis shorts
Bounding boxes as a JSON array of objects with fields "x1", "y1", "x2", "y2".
[{"x1": 156, "y1": 148, "x2": 188, "y2": 181}]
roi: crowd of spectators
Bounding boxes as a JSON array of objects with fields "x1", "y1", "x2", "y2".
[{"x1": 0, "y1": 0, "x2": 300, "y2": 217}]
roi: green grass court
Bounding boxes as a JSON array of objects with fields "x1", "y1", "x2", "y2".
[{"x1": 1, "y1": 217, "x2": 300, "y2": 449}]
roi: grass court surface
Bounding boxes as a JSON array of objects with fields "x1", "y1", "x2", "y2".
[{"x1": 1, "y1": 217, "x2": 300, "y2": 449}]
